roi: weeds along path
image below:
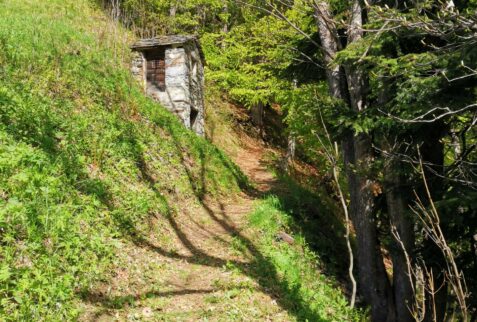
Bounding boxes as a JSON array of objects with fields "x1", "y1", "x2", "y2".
[{"x1": 79, "y1": 133, "x2": 293, "y2": 321}]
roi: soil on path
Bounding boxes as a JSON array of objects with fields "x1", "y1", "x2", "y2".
[{"x1": 79, "y1": 133, "x2": 293, "y2": 321}]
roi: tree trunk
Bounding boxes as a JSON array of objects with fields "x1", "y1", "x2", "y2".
[
  {"x1": 169, "y1": 4, "x2": 176, "y2": 17},
  {"x1": 169, "y1": 2, "x2": 177, "y2": 34},
  {"x1": 223, "y1": 1, "x2": 229, "y2": 34},
  {"x1": 379, "y1": 75, "x2": 415, "y2": 321},
  {"x1": 345, "y1": 1, "x2": 396, "y2": 319},
  {"x1": 250, "y1": 102, "x2": 264, "y2": 137},
  {"x1": 281, "y1": 132, "x2": 296, "y2": 173},
  {"x1": 347, "y1": 133, "x2": 395, "y2": 322},
  {"x1": 385, "y1": 157, "x2": 415, "y2": 322},
  {"x1": 315, "y1": 1, "x2": 395, "y2": 320},
  {"x1": 314, "y1": 2, "x2": 345, "y2": 99}
]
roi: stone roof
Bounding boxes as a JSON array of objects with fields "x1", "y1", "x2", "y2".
[
  {"x1": 131, "y1": 35, "x2": 197, "y2": 49},
  {"x1": 131, "y1": 35, "x2": 205, "y2": 62}
]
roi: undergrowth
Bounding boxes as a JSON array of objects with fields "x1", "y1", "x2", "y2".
[
  {"x1": 249, "y1": 196, "x2": 361, "y2": 321},
  {"x1": 0, "y1": 0, "x2": 246, "y2": 320}
]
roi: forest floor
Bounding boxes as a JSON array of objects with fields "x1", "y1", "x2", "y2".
[{"x1": 78, "y1": 124, "x2": 297, "y2": 321}]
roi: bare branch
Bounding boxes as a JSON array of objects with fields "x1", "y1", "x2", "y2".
[
  {"x1": 379, "y1": 103, "x2": 477, "y2": 124},
  {"x1": 410, "y1": 149, "x2": 470, "y2": 320},
  {"x1": 315, "y1": 106, "x2": 357, "y2": 308}
]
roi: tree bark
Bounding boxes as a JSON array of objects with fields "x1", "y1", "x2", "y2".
[
  {"x1": 281, "y1": 132, "x2": 296, "y2": 173},
  {"x1": 250, "y1": 102, "x2": 264, "y2": 137},
  {"x1": 315, "y1": 1, "x2": 345, "y2": 99},
  {"x1": 223, "y1": 1, "x2": 229, "y2": 34},
  {"x1": 169, "y1": 4, "x2": 176, "y2": 17},
  {"x1": 315, "y1": 1, "x2": 395, "y2": 320},
  {"x1": 379, "y1": 76, "x2": 415, "y2": 321},
  {"x1": 347, "y1": 133, "x2": 395, "y2": 322},
  {"x1": 385, "y1": 157, "x2": 415, "y2": 322}
]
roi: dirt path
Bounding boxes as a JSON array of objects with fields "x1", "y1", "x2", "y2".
[
  {"x1": 233, "y1": 139, "x2": 277, "y2": 192},
  {"x1": 79, "y1": 137, "x2": 294, "y2": 321}
]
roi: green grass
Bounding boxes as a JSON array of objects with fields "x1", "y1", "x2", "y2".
[
  {"x1": 0, "y1": 1, "x2": 364, "y2": 320},
  {"x1": 0, "y1": 0, "x2": 246, "y2": 320},
  {"x1": 249, "y1": 196, "x2": 362, "y2": 321}
]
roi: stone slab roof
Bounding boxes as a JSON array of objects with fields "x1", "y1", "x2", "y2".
[
  {"x1": 131, "y1": 35, "x2": 197, "y2": 49},
  {"x1": 131, "y1": 35, "x2": 205, "y2": 62}
]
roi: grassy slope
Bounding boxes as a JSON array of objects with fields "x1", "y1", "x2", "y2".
[
  {"x1": 0, "y1": 0, "x2": 245, "y2": 320},
  {"x1": 249, "y1": 196, "x2": 355, "y2": 321},
  {"x1": 206, "y1": 93, "x2": 362, "y2": 320},
  {"x1": 0, "y1": 0, "x2": 362, "y2": 320}
]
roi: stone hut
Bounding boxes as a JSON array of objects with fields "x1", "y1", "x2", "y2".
[{"x1": 131, "y1": 35, "x2": 205, "y2": 136}]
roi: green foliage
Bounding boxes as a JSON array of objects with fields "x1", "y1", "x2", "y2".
[
  {"x1": 203, "y1": 14, "x2": 302, "y2": 108},
  {"x1": 337, "y1": 3, "x2": 477, "y2": 313},
  {"x1": 102, "y1": 0, "x2": 233, "y2": 35},
  {"x1": 277, "y1": 83, "x2": 335, "y2": 164},
  {"x1": 0, "y1": 0, "x2": 246, "y2": 319},
  {"x1": 249, "y1": 196, "x2": 362, "y2": 321}
]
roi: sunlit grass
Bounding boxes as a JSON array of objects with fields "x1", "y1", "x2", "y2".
[
  {"x1": 0, "y1": 0, "x2": 245, "y2": 319},
  {"x1": 249, "y1": 196, "x2": 362, "y2": 321}
]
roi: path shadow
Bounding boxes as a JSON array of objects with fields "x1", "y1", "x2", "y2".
[
  {"x1": 146, "y1": 123, "x2": 349, "y2": 320},
  {"x1": 80, "y1": 119, "x2": 337, "y2": 321},
  {"x1": 48, "y1": 108, "x2": 354, "y2": 321}
]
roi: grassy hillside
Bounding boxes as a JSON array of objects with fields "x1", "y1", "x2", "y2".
[
  {"x1": 0, "y1": 1, "x2": 364, "y2": 321},
  {"x1": 0, "y1": 0, "x2": 246, "y2": 319}
]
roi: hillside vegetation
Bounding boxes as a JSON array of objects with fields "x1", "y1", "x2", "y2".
[
  {"x1": 0, "y1": 1, "x2": 362, "y2": 321},
  {"x1": 0, "y1": 0, "x2": 246, "y2": 319},
  {"x1": 84, "y1": 0, "x2": 477, "y2": 320}
]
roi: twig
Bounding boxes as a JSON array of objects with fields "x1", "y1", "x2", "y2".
[
  {"x1": 316, "y1": 107, "x2": 357, "y2": 308},
  {"x1": 378, "y1": 103, "x2": 477, "y2": 124}
]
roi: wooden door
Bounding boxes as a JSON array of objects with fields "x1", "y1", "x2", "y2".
[{"x1": 145, "y1": 49, "x2": 166, "y2": 91}]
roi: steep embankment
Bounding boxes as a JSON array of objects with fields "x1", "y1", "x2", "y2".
[
  {"x1": 0, "y1": 1, "x2": 245, "y2": 320},
  {"x1": 78, "y1": 122, "x2": 359, "y2": 322},
  {"x1": 1, "y1": 1, "x2": 361, "y2": 321}
]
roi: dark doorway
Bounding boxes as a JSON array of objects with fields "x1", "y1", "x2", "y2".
[
  {"x1": 145, "y1": 49, "x2": 166, "y2": 92},
  {"x1": 190, "y1": 108, "x2": 199, "y2": 129}
]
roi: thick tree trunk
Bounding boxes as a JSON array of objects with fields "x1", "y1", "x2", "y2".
[
  {"x1": 345, "y1": 1, "x2": 396, "y2": 319},
  {"x1": 315, "y1": 2, "x2": 344, "y2": 99},
  {"x1": 385, "y1": 158, "x2": 415, "y2": 322},
  {"x1": 347, "y1": 133, "x2": 395, "y2": 322},
  {"x1": 420, "y1": 126, "x2": 448, "y2": 322},
  {"x1": 379, "y1": 76, "x2": 415, "y2": 321},
  {"x1": 315, "y1": 1, "x2": 395, "y2": 320},
  {"x1": 250, "y1": 102, "x2": 264, "y2": 137}
]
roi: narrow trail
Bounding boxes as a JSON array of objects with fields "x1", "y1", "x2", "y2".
[{"x1": 80, "y1": 136, "x2": 294, "y2": 321}]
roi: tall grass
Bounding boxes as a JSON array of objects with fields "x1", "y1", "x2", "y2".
[{"x1": 0, "y1": 0, "x2": 246, "y2": 319}]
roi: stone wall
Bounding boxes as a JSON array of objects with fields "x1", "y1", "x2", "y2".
[
  {"x1": 131, "y1": 41, "x2": 205, "y2": 136},
  {"x1": 148, "y1": 46, "x2": 191, "y2": 128},
  {"x1": 131, "y1": 51, "x2": 145, "y2": 90},
  {"x1": 185, "y1": 42, "x2": 205, "y2": 136}
]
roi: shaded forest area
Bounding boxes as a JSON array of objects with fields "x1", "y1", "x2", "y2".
[{"x1": 97, "y1": 0, "x2": 477, "y2": 321}]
